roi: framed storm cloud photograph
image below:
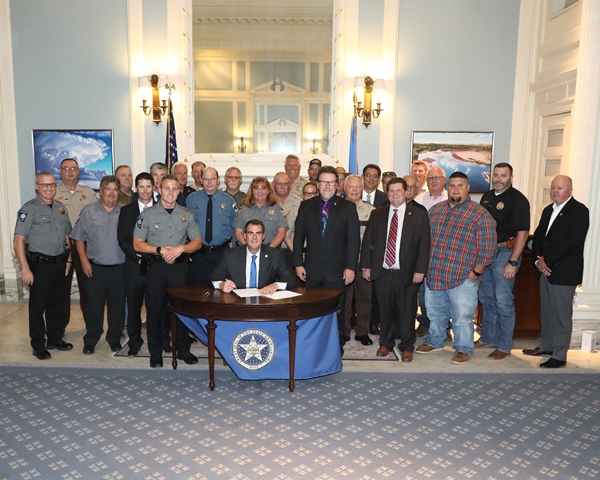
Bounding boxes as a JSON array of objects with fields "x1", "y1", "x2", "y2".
[{"x1": 32, "y1": 129, "x2": 114, "y2": 191}]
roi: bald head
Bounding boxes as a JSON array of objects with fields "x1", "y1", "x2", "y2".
[
  {"x1": 426, "y1": 166, "x2": 447, "y2": 195},
  {"x1": 550, "y1": 175, "x2": 573, "y2": 206}
]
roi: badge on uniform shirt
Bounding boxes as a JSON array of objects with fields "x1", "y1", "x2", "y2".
[
  {"x1": 18, "y1": 210, "x2": 28, "y2": 222},
  {"x1": 91, "y1": 217, "x2": 98, "y2": 222},
  {"x1": 59, "y1": 208, "x2": 65, "y2": 215},
  {"x1": 221, "y1": 203, "x2": 227, "y2": 210},
  {"x1": 181, "y1": 215, "x2": 187, "y2": 222},
  {"x1": 137, "y1": 216, "x2": 144, "y2": 228},
  {"x1": 268, "y1": 210, "x2": 275, "y2": 215},
  {"x1": 496, "y1": 202, "x2": 505, "y2": 210}
]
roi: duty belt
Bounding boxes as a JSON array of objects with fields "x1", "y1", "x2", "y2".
[
  {"x1": 147, "y1": 253, "x2": 188, "y2": 264},
  {"x1": 26, "y1": 249, "x2": 69, "y2": 265},
  {"x1": 199, "y1": 241, "x2": 230, "y2": 254}
]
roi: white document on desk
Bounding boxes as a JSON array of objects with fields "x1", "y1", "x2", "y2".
[{"x1": 233, "y1": 289, "x2": 302, "y2": 299}]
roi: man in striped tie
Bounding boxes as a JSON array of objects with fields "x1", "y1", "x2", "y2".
[{"x1": 361, "y1": 178, "x2": 430, "y2": 362}]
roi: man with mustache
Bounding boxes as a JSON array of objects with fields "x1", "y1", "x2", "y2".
[{"x1": 71, "y1": 175, "x2": 126, "y2": 355}]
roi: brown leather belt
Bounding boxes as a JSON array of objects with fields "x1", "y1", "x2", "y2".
[{"x1": 385, "y1": 268, "x2": 401, "y2": 273}]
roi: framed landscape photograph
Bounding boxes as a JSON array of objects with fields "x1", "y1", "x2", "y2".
[
  {"x1": 32, "y1": 129, "x2": 114, "y2": 191},
  {"x1": 411, "y1": 131, "x2": 494, "y2": 194}
]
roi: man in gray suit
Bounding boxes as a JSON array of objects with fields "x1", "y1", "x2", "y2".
[
  {"x1": 211, "y1": 219, "x2": 295, "y2": 294},
  {"x1": 361, "y1": 178, "x2": 430, "y2": 362}
]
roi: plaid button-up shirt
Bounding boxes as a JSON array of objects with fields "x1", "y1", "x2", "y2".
[{"x1": 427, "y1": 199, "x2": 496, "y2": 290}]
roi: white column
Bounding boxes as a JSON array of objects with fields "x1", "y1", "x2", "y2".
[
  {"x1": 0, "y1": 0, "x2": 24, "y2": 300},
  {"x1": 568, "y1": 0, "x2": 600, "y2": 344}
]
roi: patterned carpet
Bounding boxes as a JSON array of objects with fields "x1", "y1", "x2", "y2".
[
  {"x1": 1, "y1": 366, "x2": 599, "y2": 479},
  {"x1": 115, "y1": 328, "x2": 399, "y2": 361}
]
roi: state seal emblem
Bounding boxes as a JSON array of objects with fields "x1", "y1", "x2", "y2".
[{"x1": 232, "y1": 329, "x2": 275, "y2": 370}]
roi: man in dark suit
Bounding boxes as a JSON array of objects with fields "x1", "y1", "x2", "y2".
[
  {"x1": 524, "y1": 175, "x2": 589, "y2": 368},
  {"x1": 117, "y1": 172, "x2": 155, "y2": 356},
  {"x1": 211, "y1": 219, "x2": 295, "y2": 293},
  {"x1": 361, "y1": 178, "x2": 430, "y2": 362},
  {"x1": 293, "y1": 165, "x2": 360, "y2": 354},
  {"x1": 362, "y1": 164, "x2": 387, "y2": 207}
]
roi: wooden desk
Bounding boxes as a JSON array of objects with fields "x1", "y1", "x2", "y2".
[{"x1": 167, "y1": 287, "x2": 342, "y2": 392}]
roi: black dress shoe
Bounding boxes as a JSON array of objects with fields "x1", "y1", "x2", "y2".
[
  {"x1": 540, "y1": 358, "x2": 566, "y2": 368},
  {"x1": 32, "y1": 349, "x2": 51, "y2": 360},
  {"x1": 522, "y1": 347, "x2": 553, "y2": 356},
  {"x1": 127, "y1": 343, "x2": 142, "y2": 357},
  {"x1": 150, "y1": 358, "x2": 163, "y2": 368},
  {"x1": 47, "y1": 340, "x2": 73, "y2": 351},
  {"x1": 355, "y1": 335, "x2": 373, "y2": 346},
  {"x1": 369, "y1": 325, "x2": 380, "y2": 335},
  {"x1": 177, "y1": 352, "x2": 198, "y2": 365},
  {"x1": 82, "y1": 345, "x2": 95, "y2": 355},
  {"x1": 109, "y1": 343, "x2": 122, "y2": 353}
]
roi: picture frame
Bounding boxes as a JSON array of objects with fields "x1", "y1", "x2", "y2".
[
  {"x1": 32, "y1": 129, "x2": 114, "y2": 191},
  {"x1": 411, "y1": 131, "x2": 494, "y2": 194}
]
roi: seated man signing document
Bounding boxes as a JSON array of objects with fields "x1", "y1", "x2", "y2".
[{"x1": 211, "y1": 219, "x2": 295, "y2": 295}]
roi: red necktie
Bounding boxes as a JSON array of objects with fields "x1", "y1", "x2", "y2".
[{"x1": 385, "y1": 209, "x2": 398, "y2": 267}]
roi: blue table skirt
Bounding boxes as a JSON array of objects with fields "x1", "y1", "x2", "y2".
[{"x1": 177, "y1": 313, "x2": 343, "y2": 381}]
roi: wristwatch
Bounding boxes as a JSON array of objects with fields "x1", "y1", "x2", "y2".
[
  {"x1": 507, "y1": 260, "x2": 518, "y2": 267},
  {"x1": 156, "y1": 246, "x2": 161, "y2": 255},
  {"x1": 472, "y1": 269, "x2": 482, "y2": 277}
]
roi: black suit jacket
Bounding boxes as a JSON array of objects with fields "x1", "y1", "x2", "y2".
[
  {"x1": 360, "y1": 204, "x2": 430, "y2": 286},
  {"x1": 366, "y1": 189, "x2": 387, "y2": 208},
  {"x1": 117, "y1": 200, "x2": 156, "y2": 265},
  {"x1": 532, "y1": 197, "x2": 589, "y2": 286},
  {"x1": 211, "y1": 246, "x2": 295, "y2": 288},
  {"x1": 293, "y1": 196, "x2": 360, "y2": 283}
]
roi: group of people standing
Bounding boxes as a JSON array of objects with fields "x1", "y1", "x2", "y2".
[{"x1": 14, "y1": 154, "x2": 589, "y2": 369}]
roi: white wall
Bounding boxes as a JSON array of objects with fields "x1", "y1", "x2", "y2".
[
  {"x1": 393, "y1": 0, "x2": 521, "y2": 174},
  {"x1": 10, "y1": 0, "x2": 132, "y2": 199}
]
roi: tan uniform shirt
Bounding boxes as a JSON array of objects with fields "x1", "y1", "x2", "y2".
[
  {"x1": 279, "y1": 194, "x2": 302, "y2": 242},
  {"x1": 289, "y1": 176, "x2": 307, "y2": 198},
  {"x1": 356, "y1": 200, "x2": 375, "y2": 243},
  {"x1": 56, "y1": 182, "x2": 97, "y2": 227}
]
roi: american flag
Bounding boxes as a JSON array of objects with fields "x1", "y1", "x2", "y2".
[{"x1": 165, "y1": 98, "x2": 177, "y2": 173}]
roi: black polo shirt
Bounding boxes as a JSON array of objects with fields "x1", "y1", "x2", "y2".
[{"x1": 480, "y1": 185, "x2": 530, "y2": 243}]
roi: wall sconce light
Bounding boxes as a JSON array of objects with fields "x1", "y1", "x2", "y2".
[
  {"x1": 308, "y1": 139, "x2": 320, "y2": 154},
  {"x1": 353, "y1": 76, "x2": 385, "y2": 128},
  {"x1": 237, "y1": 137, "x2": 247, "y2": 153},
  {"x1": 139, "y1": 75, "x2": 176, "y2": 125}
]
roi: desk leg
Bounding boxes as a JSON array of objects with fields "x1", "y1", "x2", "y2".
[
  {"x1": 169, "y1": 310, "x2": 178, "y2": 370},
  {"x1": 287, "y1": 317, "x2": 298, "y2": 392},
  {"x1": 207, "y1": 319, "x2": 216, "y2": 391}
]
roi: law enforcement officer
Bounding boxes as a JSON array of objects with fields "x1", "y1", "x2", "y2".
[
  {"x1": 56, "y1": 157, "x2": 96, "y2": 335},
  {"x1": 14, "y1": 172, "x2": 73, "y2": 359},
  {"x1": 186, "y1": 166, "x2": 236, "y2": 287},
  {"x1": 133, "y1": 176, "x2": 202, "y2": 368},
  {"x1": 71, "y1": 175, "x2": 126, "y2": 355},
  {"x1": 234, "y1": 177, "x2": 288, "y2": 247},
  {"x1": 477, "y1": 163, "x2": 530, "y2": 360},
  {"x1": 284, "y1": 154, "x2": 307, "y2": 198}
]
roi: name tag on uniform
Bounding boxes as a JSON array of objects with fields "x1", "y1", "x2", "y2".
[{"x1": 154, "y1": 222, "x2": 161, "y2": 229}]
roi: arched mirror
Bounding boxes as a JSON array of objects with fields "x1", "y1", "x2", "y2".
[{"x1": 192, "y1": 0, "x2": 333, "y2": 155}]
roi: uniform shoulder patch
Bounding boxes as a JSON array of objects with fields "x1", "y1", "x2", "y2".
[
  {"x1": 18, "y1": 210, "x2": 28, "y2": 222},
  {"x1": 136, "y1": 216, "x2": 144, "y2": 228}
]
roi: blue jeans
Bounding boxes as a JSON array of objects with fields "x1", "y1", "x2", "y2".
[
  {"x1": 424, "y1": 279, "x2": 479, "y2": 356},
  {"x1": 478, "y1": 247, "x2": 519, "y2": 353}
]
